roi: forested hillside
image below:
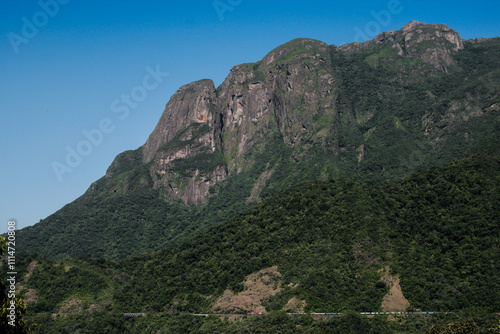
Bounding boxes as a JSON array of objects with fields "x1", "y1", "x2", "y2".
[{"x1": 12, "y1": 132, "x2": 499, "y2": 333}]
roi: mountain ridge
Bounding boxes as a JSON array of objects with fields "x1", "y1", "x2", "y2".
[
  {"x1": 98, "y1": 21, "x2": 498, "y2": 205},
  {"x1": 16, "y1": 21, "x2": 500, "y2": 259}
]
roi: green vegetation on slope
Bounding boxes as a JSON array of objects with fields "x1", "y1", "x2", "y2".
[
  {"x1": 330, "y1": 38, "x2": 500, "y2": 180},
  {"x1": 114, "y1": 143, "x2": 499, "y2": 315},
  {"x1": 13, "y1": 133, "x2": 499, "y2": 332}
]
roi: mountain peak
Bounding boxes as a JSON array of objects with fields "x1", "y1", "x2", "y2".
[
  {"x1": 341, "y1": 21, "x2": 464, "y2": 71},
  {"x1": 399, "y1": 21, "x2": 464, "y2": 51},
  {"x1": 401, "y1": 20, "x2": 421, "y2": 30},
  {"x1": 142, "y1": 79, "x2": 216, "y2": 163},
  {"x1": 262, "y1": 38, "x2": 329, "y2": 66}
]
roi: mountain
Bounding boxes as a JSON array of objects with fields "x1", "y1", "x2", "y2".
[
  {"x1": 15, "y1": 131, "x2": 500, "y2": 333},
  {"x1": 17, "y1": 21, "x2": 500, "y2": 259}
]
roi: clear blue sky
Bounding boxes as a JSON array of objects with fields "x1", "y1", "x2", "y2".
[{"x1": 1, "y1": 0, "x2": 499, "y2": 233}]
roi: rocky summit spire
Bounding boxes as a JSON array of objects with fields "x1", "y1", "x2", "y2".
[{"x1": 142, "y1": 79, "x2": 217, "y2": 163}]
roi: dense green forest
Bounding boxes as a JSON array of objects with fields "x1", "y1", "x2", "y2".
[
  {"x1": 7, "y1": 131, "x2": 498, "y2": 333},
  {"x1": 24, "y1": 311, "x2": 500, "y2": 334}
]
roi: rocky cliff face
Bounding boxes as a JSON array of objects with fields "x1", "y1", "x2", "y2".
[
  {"x1": 141, "y1": 79, "x2": 226, "y2": 204},
  {"x1": 138, "y1": 38, "x2": 341, "y2": 204},
  {"x1": 217, "y1": 39, "x2": 337, "y2": 173},
  {"x1": 142, "y1": 79, "x2": 218, "y2": 163},
  {"x1": 99, "y1": 21, "x2": 491, "y2": 206},
  {"x1": 340, "y1": 20, "x2": 464, "y2": 72},
  {"x1": 259, "y1": 39, "x2": 336, "y2": 147},
  {"x1": 399, "y1": 21, "x2": 464, "y2": 71}
]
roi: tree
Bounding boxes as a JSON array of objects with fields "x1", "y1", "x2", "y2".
[{"x1": 427, "y1": 319, "x2": 479, "y2": 334}]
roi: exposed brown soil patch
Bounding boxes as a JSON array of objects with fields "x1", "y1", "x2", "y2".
[
  {"x1": 212, "y1": 266, "x2": 282, "y2": 314},
  {"x1": 381, "y1": 266, "x2": 410, "y2": 312},
  {"x1": 17, "y1": 260, "x2": 40, "y2": 294},
  {"x1": 88, "y1": 303, "x2": 105, "y2": 312},
  {"x1": 358, "y1": 144, "x2": 365, "y2": 163},
  {"x1": 283, "y1": 297, "x2": 307, "y2": 313},
  {"x1": 24, "y1": 261, "x2": 38, "y2": 282},
  {"x1": 24, "y1": 289, "x2": 38, "y2": 304},
  {"x1": 56, "y1": 297, "x2": 85, "y2": 317}
]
